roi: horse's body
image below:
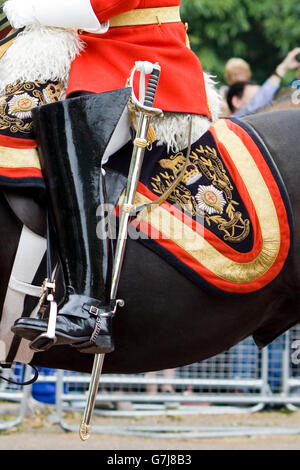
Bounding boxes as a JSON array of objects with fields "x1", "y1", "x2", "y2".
[
  {"x1": 1, "y1": 109, "x2": 300, "y2": 375},
  {"x1": 259, "y1": 89, "x2": 300, "y2": 114}
]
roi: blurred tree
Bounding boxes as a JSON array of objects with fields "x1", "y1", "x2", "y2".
[
  {"x1": 0, "y1": 0, "x2": 11, "y2": 40},
  {"x1": 181, "y1": 0, "x2": 300, "y2": 85}
]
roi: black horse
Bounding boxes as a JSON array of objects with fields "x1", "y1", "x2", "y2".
[{"x1": 1, "y1": 109, "x2": 300, "y2": 375}]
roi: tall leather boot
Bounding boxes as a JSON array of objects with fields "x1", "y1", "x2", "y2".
[{"x1": 12, "y1": 89, "x2": 131, "y2": 353}]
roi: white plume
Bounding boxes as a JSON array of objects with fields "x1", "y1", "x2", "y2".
[{"x1": 0, "y1": 24, "x2": 83, "y2": 92}]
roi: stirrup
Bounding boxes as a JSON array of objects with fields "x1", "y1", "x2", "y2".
[
  {"x1": 30, "y1": 210, "x2": 59, "y2": 352},
  {"x1": 29, "y1": 280, "x2": 58, "y2": 352}
]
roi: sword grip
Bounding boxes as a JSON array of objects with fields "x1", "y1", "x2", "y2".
[{"x1": 143, "y1": 65, "x2": 161, "y2": 108}]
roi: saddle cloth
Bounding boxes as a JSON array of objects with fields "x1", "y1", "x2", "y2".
[
  {"x1": 0, "y1": 79, "x2": 62, "y2": 190},
  {"x1": 0, "y1": 107, "x2": 293, "y2": 295},
  {"x1": 113, "y1": 118, "x2": 293, "y2": 294}
]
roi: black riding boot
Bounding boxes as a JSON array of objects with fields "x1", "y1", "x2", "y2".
[{"x1": 12, "y1": 89, "x2": 131, "y2": 353}]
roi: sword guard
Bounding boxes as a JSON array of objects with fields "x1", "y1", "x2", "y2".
[{"x1": 127, "y1": 61, "x2": 163, "y2": 117}]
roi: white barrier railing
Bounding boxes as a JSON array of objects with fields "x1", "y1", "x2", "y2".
[
  {"x1": 0, "y1": 363, "x2": 32, "y2": 431},
  {"x1": 0, "y1": 328, "x2": 299, "y2": 437}
]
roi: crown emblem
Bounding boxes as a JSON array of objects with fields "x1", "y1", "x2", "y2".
[{"x1": 182, "y1": 164, "x2": 202, "y2": 185}]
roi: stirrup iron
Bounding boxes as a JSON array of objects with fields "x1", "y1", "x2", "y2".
[{"x1": 29, "y1": 280, "x2": 58, "y2": 352}]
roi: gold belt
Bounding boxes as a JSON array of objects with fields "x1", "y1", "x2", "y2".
[{"x1": 109, "y1": 6, "x2": 181, "y2": 27}]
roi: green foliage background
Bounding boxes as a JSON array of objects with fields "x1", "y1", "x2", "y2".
[
  {"x1": 0, "y1": 0, "x2": 9, "y2": 33},
  {"x1": 181, "y1": 0, "x2": 300, "y2": 85},
  {"x1": 0, "y1": 0, "x2": 298, "y2": 86}
]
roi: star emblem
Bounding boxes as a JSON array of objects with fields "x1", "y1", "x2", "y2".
[
  {"x1": 8, "y1": 93, "x2": 39, "y2": 119},
  {"x1": 196, "y1": 185, "x2": 226, "y2": 215}
]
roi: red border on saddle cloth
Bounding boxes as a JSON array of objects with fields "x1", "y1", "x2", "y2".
[
  {"x1": 0, "y1": 167, "x2": 43, "y2": 178},
  {"x1": 133, "y1": 120, "x2": 291, "y2": 294},
  {"x1": 0, "y1": 134, "x2": 37, "y2": 149}
]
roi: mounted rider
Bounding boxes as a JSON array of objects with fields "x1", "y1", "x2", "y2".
[{"x1": 2, "y1": 0, "x2": 219, "y2": 352}]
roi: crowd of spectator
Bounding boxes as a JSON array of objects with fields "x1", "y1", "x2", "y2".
[{"x1": 220, "y1": 48, "x2": 300, "y2": 118}]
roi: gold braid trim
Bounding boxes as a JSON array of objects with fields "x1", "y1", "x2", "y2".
[{"x1": 0, "y1": 146, "x2": 41, "y2": 169}]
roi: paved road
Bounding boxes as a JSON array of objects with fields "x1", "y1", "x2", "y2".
[
  {"x1": 1, "y1": 428, "x2": 300, "y2": 450},
  {"x1": 0, "y1": 407, "x2": 300, "y2": 450}
]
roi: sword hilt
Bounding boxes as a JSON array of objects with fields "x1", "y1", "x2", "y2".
[{"x1": 143, "y1": 64, "x2": 161, "y2": 108}]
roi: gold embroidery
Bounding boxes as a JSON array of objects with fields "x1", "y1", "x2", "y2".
[
  {"x1": 117, "y1": 119, "x2": 282, "y2": 285},
  {"x1": 0, "y1": 80, "x2": 63, "y2": 135},
  {"x1": 44, "y1": 83, "x2": 64, "y2": 103},
  {"x1": 129, "y1": 188, "x2": 279, "y2": 285},
  {"x1": 0, "y1": 146, "x2": 41, "y2": 169},
  {"x1": 151, "y1": 142, "x2": 251, "y2": 244}
]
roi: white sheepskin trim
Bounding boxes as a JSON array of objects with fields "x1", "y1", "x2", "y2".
[
  {"x1": 152, "y1": 112, "x2": 210, "y2": 152},
  {"x1": 152, "y1": 73, "x2": 221, "y2": 152},
  {"x1": 0, "y1": 24, "x2": 84, "y2": 92},
  {"x1": 204, "y1": 72, "x2": 222, "y2": 123}
]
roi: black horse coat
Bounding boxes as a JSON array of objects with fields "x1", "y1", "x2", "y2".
[{"x1": 0, "y1": 110, "x2": 299, "y2": 374}]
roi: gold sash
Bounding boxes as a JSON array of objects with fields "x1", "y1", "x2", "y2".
[{"x1": 110, "y1": 6, "x2": 181, "y2": 27}]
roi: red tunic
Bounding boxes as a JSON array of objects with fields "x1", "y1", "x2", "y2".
[{"x1": 67, "y1": 0, "x2": 211, "y2": 118}]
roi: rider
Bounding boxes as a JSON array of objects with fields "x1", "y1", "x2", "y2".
[
  {"x1": 3, "y1": 0, "x2": 217, "y2": 352},
  {"x1": 4, "y1": 0, "x2": 213, "y2": 114}
]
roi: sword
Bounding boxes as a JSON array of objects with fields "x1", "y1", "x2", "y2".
[
  {"x1": 79, "y1": 62, "x2": 162, "y2": 441},
  {"x1": 110, "y1": 62, "x2": 162, "y2": 298}
]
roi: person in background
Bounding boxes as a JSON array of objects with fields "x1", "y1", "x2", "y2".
[
  {"x1": 219, "y1": 57, "x2": 252, "y2": 117},
  {"x1": 226, "y1": 47, "x2": 300, "y2": 118},
  {"x1": 224, "y1": 58, "x2": 252, "y2": 85},
  {"x1": 146, "y1": 369, "x2": 176, "y2": 395}
]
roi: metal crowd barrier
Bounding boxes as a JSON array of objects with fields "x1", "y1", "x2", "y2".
[
  {"x1": 56, "y1": 341, "x2": 269, "y2": 415},
  {"x1": 0, "y1": 328, "x2": 300, "y2": 437},
  {"x1": 282, "y1": 326, "x2": 300, "y2": 410},
  {"x1": 53, "y1": 334, "x2": 300, "y2": 437},
  {"x1": 0, "y1": 363, "x2": 31, "y2": 431}
]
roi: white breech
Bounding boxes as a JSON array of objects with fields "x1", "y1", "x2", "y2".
[{"x1": 0, "y1": 226, "x2": 46, "y2": 364}]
